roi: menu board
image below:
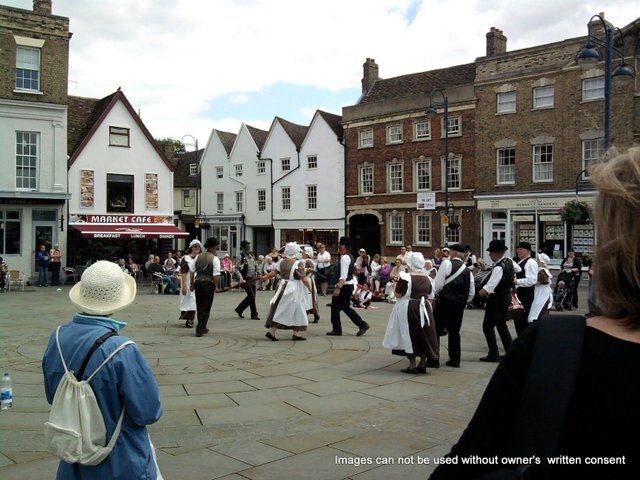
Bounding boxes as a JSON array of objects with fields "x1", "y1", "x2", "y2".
[
  {"x1": 145, "y1": 173, "x2": 158, "y2": 209},
  {"x1": 80, "y1": 170, "x2": 94, "y2": 208}
]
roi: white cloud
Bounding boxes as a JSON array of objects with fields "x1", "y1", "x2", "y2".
[{"x1": 6, "y1": 0, "x2": 640, "y2": 142}]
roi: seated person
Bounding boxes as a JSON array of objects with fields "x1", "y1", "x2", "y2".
[
  {"x1": 352, "y1": 282, "x2": 373, "y2": 309},
  {"x1": 148, "y1": 255, "x2": 178, "y2": 294}
]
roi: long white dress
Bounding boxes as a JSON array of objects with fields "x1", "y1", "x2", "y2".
[
  {"x1": 179, "y1": 255, "x2": 197, "y2": 313},
  {"x1": 529, "y1": 267, "x2": 553, "y2": 322},
  {"x1": 265, "y1": 258, "x2": 308, "y2": 330}
]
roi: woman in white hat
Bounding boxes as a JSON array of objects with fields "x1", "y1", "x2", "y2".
[
  {"x1": 261, "y1": 242, "x2": 310, "y2": 341},
  {"x1": 42, "y1": 260, "x2": 162, "y2": 479},
  {"x1": 179, "y1": 239, "x2": 202, "y2": 328},
  {"x1": 383, "y1": 252, "x2": 439, "y2": 374}
]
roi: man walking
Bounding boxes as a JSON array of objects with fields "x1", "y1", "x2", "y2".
[
  {"x1": 432, "y1": 243, "x2": 475, "y2": 367},
  {"x1": 513, "y1": 241, "x2": 538, "y2": 335},
  {"x1": 192, "y1": 237, "x2": 221, "y2": 337},
  {"x1": 327, "y1": 236, "x2": 369, "y2": 337},
  {"x1": 477, "y1": 240, "x2": 521, "y2": 362},
  {"x1": 234, "y1": 240, "x2": 260, "y2": 320}
]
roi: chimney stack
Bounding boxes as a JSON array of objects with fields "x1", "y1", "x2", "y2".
[
  {"x1": 361, "y1": 58, "x2": 379, "y2": 94},
  {"x1": 486, "y1": 27, "x2": 507, "y2": 56},
  {"x1": 33, "y1": 0, "x2": 52, "y2": 14}
]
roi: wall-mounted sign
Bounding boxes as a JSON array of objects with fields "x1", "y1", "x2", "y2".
[
  {"x1": 145, "y1": 173, "x2": 158, "y2": 209},
  {"x1": 417, "y1": 192, "x2": 436, "y2": 210},
  {"x1": 69, "y1": 214, "x2": 174, "y2": 224},
  {"x1": 80, "y1": 169, "x2": 94, "y2": 208}
]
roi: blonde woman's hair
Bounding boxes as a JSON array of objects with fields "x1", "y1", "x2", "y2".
[{"x1": 590, "y1": 146, "x2": 640, "y2": 327}]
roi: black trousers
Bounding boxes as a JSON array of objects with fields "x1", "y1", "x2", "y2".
[
  {"x1": 194, "y1": 280, "x2": 215, "y2": 335},
  {"x1": 435, "y1": 297, "x2": 466, "y2": 363},
  {"x1": 236, "y1": 282, "x2": 258, "y2": 317},
  {"x1": 514, "y1": 286, "x2": 535, "y2": 336},
  {"x1": 330, "y1": 284, "x2": 368, "y2": 333},
  {"x1": 482, "y1": 292, "x2": 513, "y2": 358}
]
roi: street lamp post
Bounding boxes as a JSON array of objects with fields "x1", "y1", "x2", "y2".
[
  {"x1": 181, "y1": 134, "x2": 200, "y2": 238},
  {"x1": 427, "y1": 88, "x2": 450, "y2": 246},
  {"x1": 576, "y1": 15, "x2": 635, "y2": 150}
]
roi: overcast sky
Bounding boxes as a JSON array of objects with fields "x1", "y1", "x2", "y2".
[{"x1": 6, "y1": 0, "x2": 639, "y2": 147}]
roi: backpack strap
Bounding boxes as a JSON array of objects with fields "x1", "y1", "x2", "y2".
[
  {"x1": 76, "y1": 331, "x2": 118, "y2": 380},
  {"x1": 85, "y1": 340, "x2": 135, "y2": 382},
  {"x1": 514, "y1": 314, "x2": 586, "y2": 476}
]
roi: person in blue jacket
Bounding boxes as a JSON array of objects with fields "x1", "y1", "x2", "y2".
[{"x1": 42, "y1": 260, "x2": 163, "y2": 479}]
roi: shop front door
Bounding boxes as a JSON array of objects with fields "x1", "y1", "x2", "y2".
[{"x1": 33, "y1": 223, "x2": 55, "y2": 275}]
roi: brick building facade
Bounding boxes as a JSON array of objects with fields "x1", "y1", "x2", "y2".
[
  {"x1": 342, "y1": 59, "x2": 477, "y2": 259},
  {"x1": 474, "y1": 19, "x2": 638, "y2": 264}
]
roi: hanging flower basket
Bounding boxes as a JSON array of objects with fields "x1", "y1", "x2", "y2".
[
  {"x1": 448, "y1": 221, "x2": 460, "y2": 231},
  {"x1": 560, "y1": 200, "x2": 592, "y2": 224}
]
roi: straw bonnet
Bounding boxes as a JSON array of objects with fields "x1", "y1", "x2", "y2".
[{"x1": 69, "y1": 260, "x2": 136, "y2": 316}]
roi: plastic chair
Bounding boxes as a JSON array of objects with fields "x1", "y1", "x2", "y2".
[
  {"x1": 63, "y1": 267, "x2": 78, "y2": 284},
  {"x1": 8, "y1": 270, "x2": 25, "y2": 291}
]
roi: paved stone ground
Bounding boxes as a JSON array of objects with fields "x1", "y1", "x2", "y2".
[{"x1": 0, "y1": 280, "x2": 588, "y2": 479}]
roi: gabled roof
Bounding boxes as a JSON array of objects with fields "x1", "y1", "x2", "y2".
[
  {"x1": 358, "y1": 63, "x2": 476, "y2": 105},
  {"x1": 246, "y1": 124, "x2": 269, "y2": 151},
  {"x1": 215, "y1": 130, "x2": 237, "y2": 156},
  {"x1": 317, "y1": 110, "x2": 343, "y2": 141},
  {"x1": 67, "y1": 89, "x2": 174, "y2": 171},
  {"x1": 172, "y1": 150, "x2": 201, "y2": 188},
  {"x1": 274, "y1": 117, "x2": 309, "y2": 149}
]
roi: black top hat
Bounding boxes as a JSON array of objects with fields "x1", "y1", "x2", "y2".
[
  {"x1": 338, "y1": 236, "x2": 352, "y2": 247},
  {"x1": 204, "y1": 237, "x2": 219, "y2": 249},
  {"x1": 240, "y1": 240, "x2": 251, "y2": 248},
  {"x1": 449, "y1": 243, "x2": 466, "y2": 253},
  {"x1": 516, "y1": 241, "x2": 532, "y2": 252},
  {"x1": 486, "y1": 239, "x2": 507, "y2": 252}
]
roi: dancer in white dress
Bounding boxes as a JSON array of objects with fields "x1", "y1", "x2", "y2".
[
  {"x1": 261, "y1": 242, "x2": 311, "y2": 341},
  {"x1": 179, "y1": 239, "x2": 201, "y2": 328}
]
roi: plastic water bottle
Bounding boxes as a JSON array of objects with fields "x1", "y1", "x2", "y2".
[{"x1": 1, "y1": 372, "x2": 12, "y2": 410}]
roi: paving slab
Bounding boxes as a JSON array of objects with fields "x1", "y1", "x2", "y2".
[{"x1": 0, "y1": 281, "x2": 590, "y2": 479}]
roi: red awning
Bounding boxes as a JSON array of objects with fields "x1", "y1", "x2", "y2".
[{"x1": 71, "y1": 224, "x2": 189, "y2": 239}]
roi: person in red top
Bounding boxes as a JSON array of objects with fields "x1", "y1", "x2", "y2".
[{"x1": 49, "y1": 244, "x2": 63, "y2": 286}]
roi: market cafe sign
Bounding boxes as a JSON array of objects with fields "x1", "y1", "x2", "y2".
[{"x1": 86, "y1": 215, "x2": 166, "y2": 223}]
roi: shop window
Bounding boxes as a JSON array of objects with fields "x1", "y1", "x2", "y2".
[
  {"x1": 0, "y1": 210, "x2": 21, "y2": 254},
  {"x1": 106, "y1": 173, "x2": 134, "y2": 213}
]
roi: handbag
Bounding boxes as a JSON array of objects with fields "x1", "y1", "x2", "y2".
[{"x1": 507, "y1": 290, "x2": 524, "y2": 320}]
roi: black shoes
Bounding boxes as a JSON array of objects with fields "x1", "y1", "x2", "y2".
[
  {"x1": 356, "y1": 325, "x2": 370, "y2": 336},
  {"x1": 312, "y1": 314, "x2": 320, "y2": 323},
  {"x1": 479, "y1": 355, "x2": 502, "y2": 363},
  {"x1": 250, "y1": 315, "x2": 260, "y2": 320},
  {"x1": 292, "y1": 336, "x2": 307, "y2": 341},
  {"x1": 446, "y1": 360, "x2": 461, "y2": 368},
  {"x1": 426, "y1": 360, "x2": 440, "y2": 368},
  {"x1": 401, "y1": 366, "x2": 426, "y2": 374},
  {"x1": 196, "y1": 328, "x2": 210, "y2": 338},
  {"x1": 265, "y1": 332, "x2": 278, "y2": 341},
  {"x1": 326, "y1": 331, "x2": 342, "y2": 336},
  {"x1": 234, "y1": 309, "x2": 244, "y2": 319}
]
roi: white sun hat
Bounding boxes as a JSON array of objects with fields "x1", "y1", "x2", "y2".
[{"x1": 69, "y1": 260, "x2": 137, "y2": 316}]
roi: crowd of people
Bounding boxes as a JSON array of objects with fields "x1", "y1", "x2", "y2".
[{"x1": 36, "y1": 147, "x2": 640, "y2": 477}]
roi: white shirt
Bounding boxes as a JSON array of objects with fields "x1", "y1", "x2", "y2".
[
  {"x1": 316, "y1": 251, "x2": 331, "y2": 268},
  {"x1": 340, "y1": 254, "x2": 356, "y2": 285},
  {"x1": 515, "y1": 256, "x2": 538, "y2": 289}
]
